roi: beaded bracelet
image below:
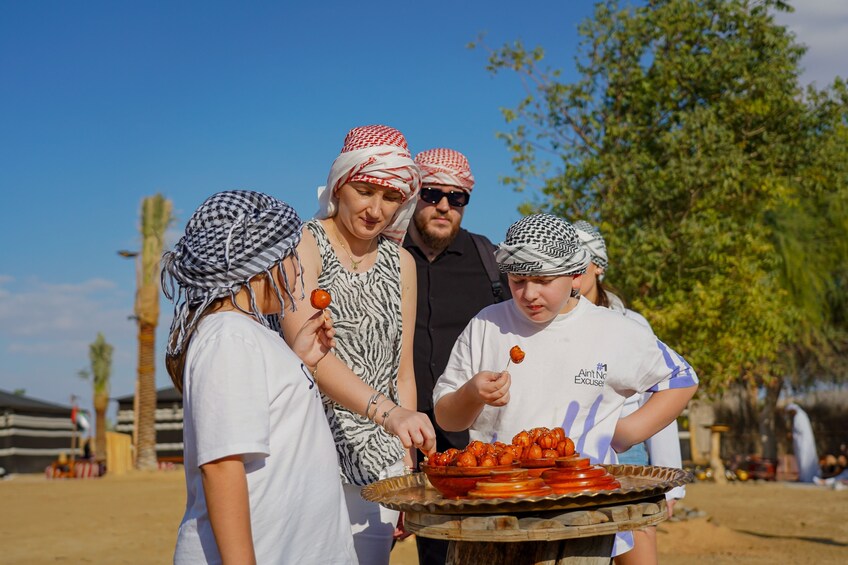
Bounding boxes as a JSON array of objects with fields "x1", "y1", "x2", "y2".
[
  {"x1": 371, "y1": 397, "x2": 390, "y2": 421},
  {"x1": 380, "y1": 404, "x2": 399, "y2": 430}
]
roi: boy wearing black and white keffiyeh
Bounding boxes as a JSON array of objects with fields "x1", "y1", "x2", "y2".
[{"x1": 433, "y1": 213, "x2": 699, "y2": 560}]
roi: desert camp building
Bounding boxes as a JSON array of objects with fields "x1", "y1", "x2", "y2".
[
  {"x1": 115, "y1": 387, "x2": 183, "y2": 463},
  {"x1": 0, "y1": 390, "x2": 82, "y2": 474}
]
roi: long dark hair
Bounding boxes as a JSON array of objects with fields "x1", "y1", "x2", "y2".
[
  {"x1": 596, "y1": 277, "x2": 610, "y2": 308},
  {"x1": 593, "y1": 276, "x2": 627, "y2": 310}
]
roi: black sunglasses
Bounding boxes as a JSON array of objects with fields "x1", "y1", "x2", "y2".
[{"x1": 419, "y1": 186, "x2": 470, "y2": 208}]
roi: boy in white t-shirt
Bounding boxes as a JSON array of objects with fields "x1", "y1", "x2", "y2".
[
  {"x1": 433, "y1": 213, "x2": 698, "y2": 559},
  {"x1": 163, "y1": 191, "x2": 358, "y2": 564}
]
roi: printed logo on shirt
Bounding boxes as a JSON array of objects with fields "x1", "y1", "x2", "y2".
[{"x1": 574, "y1": 362, "x2": 608, "y2": 387}]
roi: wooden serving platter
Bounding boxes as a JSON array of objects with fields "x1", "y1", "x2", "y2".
[{"x1": 361, "y1": 464, "x2": 691, "y2": 515}]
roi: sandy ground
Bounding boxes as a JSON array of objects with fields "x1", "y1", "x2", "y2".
[{"x1": 1, "y1": 470, "x2": 846, "y2": 564}]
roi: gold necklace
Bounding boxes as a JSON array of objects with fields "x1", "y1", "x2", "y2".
[{"x1": 333, "y1": 222, "x2": 374, "y2": 271}]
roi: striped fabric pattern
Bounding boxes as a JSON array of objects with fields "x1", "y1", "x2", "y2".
[
  {"x1": 573, "y1": 220, "x2": 610, "y2": 270},
  {"x1": 162, "y1": 190, "x2": 303, "y2": 356},
  {"x1": 45, "y1": 460, "x2": 102, "y2": 479},
  {"x1": 415, "y1": 147, "x2": 476, "y2": 191},
  {"x1": 306, "y1": 220, "x2": 406, "y2": 486},
  {"x1": 315, "y1": 125, "x2": 421, "y2": 245},
  {"x1": 647, "y1": 340, "x2": 699, "y2": 392},
  {"x1": 496, "y1": 214, "x2": 590, "y2": 276}
]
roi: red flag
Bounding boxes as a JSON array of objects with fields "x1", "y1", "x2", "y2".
[{"x1": 71, "y1": 405, "x2": 78, "y2": 424}]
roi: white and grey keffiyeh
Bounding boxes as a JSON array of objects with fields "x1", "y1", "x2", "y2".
[
  {"x1": 573, "y1": 219, "x2": 609, "y2": 275},
  {"x1": 162, "y1": 190, "x2": 303, "y2": 356},
  {"x1": 496, "y1": 213, "x2": 589, "y2": 276}
]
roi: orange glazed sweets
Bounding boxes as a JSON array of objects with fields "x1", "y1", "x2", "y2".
[
  {"x1": 425, "y1": 427, "x2": 575, "y2": 468},
  {"x1": 511, "y1": 427, "x2": 575, "y2": 460},
  {"x1": 426, "y1": 441, "x2": 516, "y2": 468},
  {"x1": 310, "y1": 289, "x2": 331, "y2": 309},
  {"x1": 509, "y1": 345, "x2": 525, "y2": 364}
]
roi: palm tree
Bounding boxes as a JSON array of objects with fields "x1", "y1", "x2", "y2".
[
  {"x1": 134, "y1": 194, "x2": 173, "y2": 470},
  {"x1": 88, "y1": 333, "x2": 113, "y2": 464}
]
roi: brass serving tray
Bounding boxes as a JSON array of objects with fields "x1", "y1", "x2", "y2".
[{"x1": 361, "y1": 464, "x2": 691, "y2": 515}]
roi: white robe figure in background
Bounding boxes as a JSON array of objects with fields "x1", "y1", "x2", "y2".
[{"x1": 786, "y1": 402, "x2": 819, "y2": 483}]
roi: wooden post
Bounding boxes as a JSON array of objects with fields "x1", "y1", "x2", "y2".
[
  {"x1": 688, "y1": 400, "x2": 714, "y2": 466},
  {"x1": 70, "y1": 425, "x2": 77, "y2": 463},
  {"x1": 689, "y1": 424, "x2": 703, "y2": 466},
  {"x1": 708, "y1": 424, "x2": 730, "y2": 484},
  {"x1": 70, "y1": 397, "x2": 77, "y2": 463}
]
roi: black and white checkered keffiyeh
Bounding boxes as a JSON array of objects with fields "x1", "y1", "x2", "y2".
[
  {"x1": 495, "y1": 213, "x2": 589, "y2": 276},
  {"x1": 573, "y1": 220, "x2": 609, "y2": 275},
  {"x1": 162, "y1": 190, "x2": 303, "y2": 356}
]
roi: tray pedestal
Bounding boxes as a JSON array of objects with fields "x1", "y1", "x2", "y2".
[
  {"x1": 406, "y1": 497, "x2": 666, "y2": 564},
  {"x1": 446, "y1": 535, "x2": 613, "y2": 565}
]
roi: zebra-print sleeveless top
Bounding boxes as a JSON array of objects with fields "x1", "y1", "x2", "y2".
[{"x1": 305, "y1": 220, "x2": 406, "y2": 486}]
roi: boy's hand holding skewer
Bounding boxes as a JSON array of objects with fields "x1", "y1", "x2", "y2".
[
  {"x1": 470, "y1": 370, "x2": 512, "y2": 407},
  {"x1": 433, "y1": 347, "x2": 525, "y2": 433},
  {"x1": 467, "y1": 346, "x2": 525, "y2": 407}
]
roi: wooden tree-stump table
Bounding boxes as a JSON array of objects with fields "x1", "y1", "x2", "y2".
[
  {"x1": 408, "y1": 497, "x2": 666, "y2": 564},
  {"x1": 362, "y1": 465, "x2": 690, "y2": 565}
]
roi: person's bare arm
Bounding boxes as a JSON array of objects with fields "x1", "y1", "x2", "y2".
[
  {"x1": 200, "y1": 455, "x2": 255, "y2": 565},
  {"x1": 611, "y1": 385, "x2": 697, "y2": 453},
  {"x1": 279, "y1": 230, "x2": 435, "y2": 455},
  {"x1": 435, "y1": 370, "x2": 511, "y2": 432},
  {"x1": 396, "y1": 247, "x2": 427, "y2": 463}
]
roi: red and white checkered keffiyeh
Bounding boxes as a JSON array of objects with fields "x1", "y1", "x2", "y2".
[
  {"x1": 316, "y1": 125, "x2": 421, "y2": 244},
  {"x1": 414, "y1": 148, "x2": 475, "y2": 192}
]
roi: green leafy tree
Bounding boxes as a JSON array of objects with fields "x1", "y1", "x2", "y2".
[
  {"x1": 134, "y1": 194, "x2": 173, "y2": 470},
  {"x1": 481, "y1": 0, "x2": 848, "y2": 456},
  {"x1": 88, "y1": 333, "x2": 113, "y2": 463}
]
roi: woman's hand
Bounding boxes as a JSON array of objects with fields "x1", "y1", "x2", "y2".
[
  {"x1": 290, "y1": 310, "x2": 336, "y2": 371},
  {"x1": 381, "y1": 406, "x2": 437, "y2": 457},
  {"x1": 470, "y1": 370, "x2": 511, "y2": 407}
]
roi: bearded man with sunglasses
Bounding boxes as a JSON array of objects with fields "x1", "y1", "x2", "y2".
[{"x1": 403, "y1": 148, "x2": 511, "y2": 564}]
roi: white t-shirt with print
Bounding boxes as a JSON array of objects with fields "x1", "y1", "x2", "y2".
[
  {"x1": 433, "y1": 297, "x2": 698, "y2": 464},
  {"x1": 174, "y1": 312, "x2": 357, "y2": 565},
  {"x1": 619, "y1": 307, "x2": 686, "y2": 500}
]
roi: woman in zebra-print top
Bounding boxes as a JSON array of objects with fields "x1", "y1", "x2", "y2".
[{"x1": 279, "y1": 125, "x2": 436, "y2": 565}]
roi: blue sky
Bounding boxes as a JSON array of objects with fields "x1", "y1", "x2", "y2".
[{"x1": 1, "y1": 1, "x2": 845, "y2": 423}]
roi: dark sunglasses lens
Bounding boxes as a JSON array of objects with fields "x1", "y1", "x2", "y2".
[
  {"x1": 447, "y1": 192, "x2": 470, "y2": 207},
  {"x1": 420, "y1": 188, "x2": 441, "y2": 204},
  {"x1": 421, "y1": 187, "x2": 469, "y2": 207}
]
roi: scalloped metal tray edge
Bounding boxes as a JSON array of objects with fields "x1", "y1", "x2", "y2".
[{"x1": 361, "y1": 464, "x2": 692, "y2": 515}]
